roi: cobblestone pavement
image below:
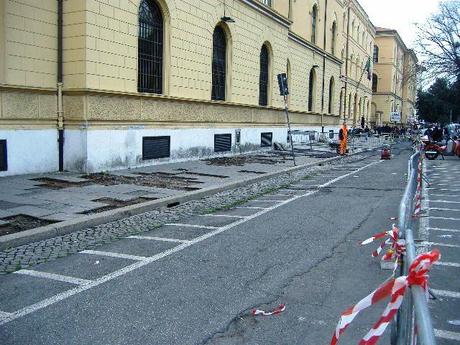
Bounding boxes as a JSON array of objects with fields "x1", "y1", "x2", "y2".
[{"x1": 0, "y1": 152, "x2": 378, "y2": 274}]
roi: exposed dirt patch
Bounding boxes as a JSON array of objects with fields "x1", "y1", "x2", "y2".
[
  {"x1": 32, "y1": 178, "x2": 92, "y2": 190},
  {"x1": 84, "y1": 172, "x2": 203, "y2": 191},
  {"x1": 0, "y1": 215, "x2": 58, "y2": 236},
  {"x1": 78, "y1": 197, "x2": 157, "y2": 215},
  {"x1": 204, "y1": 154, "x2": 290, "y2": 166}
]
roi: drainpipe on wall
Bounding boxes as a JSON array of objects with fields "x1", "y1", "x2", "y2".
[
  {"x1": 320, "y1": 0, "x2": 328, "y2": 133},
  {"x1": 57, "y1": 0, "x2": 64, "y2": 172}
]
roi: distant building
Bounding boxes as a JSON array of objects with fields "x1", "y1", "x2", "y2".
[{"x1": 371, "y1": 28, "x2": 418, "y2": 127}]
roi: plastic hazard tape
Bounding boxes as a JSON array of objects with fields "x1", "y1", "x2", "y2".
[
  {"x1": 331, "y1": 249, "x2": 440, "y2": 345},
  {"x1": 252, "y1": 304, "x2": 286, "y2": 316},
  {"x1": 360, "y1": 225, "x2": 404, "y2": 261}
]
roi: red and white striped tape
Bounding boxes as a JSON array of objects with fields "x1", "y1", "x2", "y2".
[
  {"x1": 331, "y1": 249, "x2": 440, "y2": 345},
  {"x1": 360, "y1": 225, "x2": 401, "y2": 259},
  {"x1": 252, "y1": 304, "x2": 286, "y2": 316}
]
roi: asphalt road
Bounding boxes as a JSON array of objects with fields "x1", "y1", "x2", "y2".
[{"x1": 0, "y1": 146, "x2": 414, "y2": 345}]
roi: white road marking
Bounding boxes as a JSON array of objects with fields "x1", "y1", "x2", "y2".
[
  {"x1": 421, "y1": 241, "x2": 460, "y2": 248},
  {"x1": 418, "y1": 175, "x2": 430, "y2": 253},
  {"x1": 14, "y1": 269, "x2": 92, "y2": 286},
  {"x1": 0, "y1": 311, "x2": 13, "y2": 320},
  {"x1": 431, "y1": 289, "x2": 460, "y2": 299},
  {"x1": 251, "y1": 199, "x2": 283, "y2": 203},
  {"x1": 429, "y1": 216, "x2": 460, "y2": 221},
  {"x1": 428, "y1": 227, "x2": 460, "y2": 233},
  {"x1": 200, "y1": 214, "x2": 246, "y2": 219},
  {"x1": 430, "y1": 200, "x2": 460, "y2": 204},
  {"x1": 80, "y1": 250, "x2": 148, "y2": 261},
  {"x1": 435, "y1": 261, "x2": 460, "y2": 268},
  {"x1": 427, "y1": 188, "x2": 451, "y2": 191},
  {"x1": 235, "y1": 206, "x2": 267, "y2": 210},
  {"x1": 429, "y1": 193, "x2": 460, "y2": 198},
  {"x1": 435, "y1": 329, "x2": 460, "y2": 341},
  {"x1": 429, "y1": 207, "x2": 460, "y2": 212},
  {"x1": 164, "y1": 223, "x2": 219, "y2": 230},
  {"x1": 0, "y1": 159, "x2": 383, "y2": 326},
  {"x1": 127, "y1": 235, "x2": 190, "y2": 244}
]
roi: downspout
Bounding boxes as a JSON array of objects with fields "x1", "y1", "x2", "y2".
[
  {"x1": 320, "y1": 0, "x2": 328, "y2": 133},
  {"x1": 57, "y1": 0, "x2": 64, "y2": 171},
  {"x1": 344, "y1": 4, "x2": 350, "y2": 123}
]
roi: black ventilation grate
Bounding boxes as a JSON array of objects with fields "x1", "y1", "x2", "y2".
[
  {"x1": 0, "y1": 140, "x2": 7, "y2": 171},
  {"x1": 214, "y1": 134, "x2": 232, "y2": 152},
  {"x1": 261, "y1": 132, "x2": 273, "y2": 147},
  {"x1": 142, "y1": 136, "x2": 170, "y2": 160}
]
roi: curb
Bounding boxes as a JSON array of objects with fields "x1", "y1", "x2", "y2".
[{"x1": 0, "y1": 149, "x2": 374, "y2": 250}]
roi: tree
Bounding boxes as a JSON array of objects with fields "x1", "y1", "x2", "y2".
[
  {"x1": 416, "y1": 78, "x2": 459, "y2": 124},
  {"x1": 416, "y1": 0, "x2": 460, "y2": 83}
]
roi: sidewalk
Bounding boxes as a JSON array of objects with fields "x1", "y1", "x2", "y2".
[{"x1": 0, "y1": 137, "x2": 383, "y2": 250}]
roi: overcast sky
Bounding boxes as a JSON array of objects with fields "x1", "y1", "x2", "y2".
[{"x1": 358, "y1": 0, "x2": 441, "y2": 47}]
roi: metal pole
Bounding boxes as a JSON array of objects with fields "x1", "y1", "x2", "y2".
[{"x1": 283, "y1": 95, "x2": 296, "y2": 166}]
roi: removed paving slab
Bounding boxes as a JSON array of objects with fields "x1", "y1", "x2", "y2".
[{"x1": 0, "y1": 139, "x2": 383, "y2": 248}]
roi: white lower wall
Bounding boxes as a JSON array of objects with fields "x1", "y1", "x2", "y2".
[
  {"x1": 0, "y1": 125, "x2": 341, "y2": 176},
  {"x1": 0, "y1": 129, "x2": 58, "y2": 177}
]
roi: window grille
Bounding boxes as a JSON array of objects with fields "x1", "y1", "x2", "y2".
[
  {"x1": 142, "y1": 136, "x2": 170, "y2": 160},
  {"x1": 372, "y1": 74, "x2": 378, "y2": 92},
  {"x1": 138, "y1": 0, "x2": 163, "y2": 94},
  {"x1": 211, "y1": 26, "x2": 227, "y2": 101},
  {"x1": 259, "y1": 45, "x2": 269, "y2": 106},
  {"x1": 0, "y1": 140, "x2": 7, "y2": 171},
  {"x1": 373, "y1": 45, "x2": 379, "y2": 63}
]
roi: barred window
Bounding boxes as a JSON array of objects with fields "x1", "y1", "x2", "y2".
[
  {"x1": 311, "y1": 5, "x2": 318, "y2": 44},
  {"x1": 259, "y1": 45, "x2": 269, "y2": 106},
  {"x1": 138, "y1": 0, "x2": 163, "y2": 94},
  {"x1": 373, "y1": 45, "x2": 379, "y2": 63},
  {"x1": 211, "y1": 26, "x2": 227, "y2": 101},
  {"x1": 372, "y1": 73, "x2": 378, "y2": 92}
]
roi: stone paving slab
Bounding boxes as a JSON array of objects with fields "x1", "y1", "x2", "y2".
[
  {"x1": 32, "y1": 253, "x2": 136, "y2": 280},
  {"x1": 0, "y1": 273, "x2": 74, "y2": 312}
]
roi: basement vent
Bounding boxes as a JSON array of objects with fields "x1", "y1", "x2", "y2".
[
  {"x1": 142, "y1": 136, "x2": 170, "y2": 160},
  {"x1": 0, "y1": 140, "x2": 7, "y2": 171},
  {"x1": 261, "y1": 132, "x2": 273, "y2": 147},
  {"x1": 214, "y1": 134, "x2": 232, "y2": 152}
]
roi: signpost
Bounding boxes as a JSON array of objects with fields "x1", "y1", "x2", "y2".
[
  {"x1": 277, "y1": 73, "x2": 296, "y2": 166},
  {"x1": 390, "y1": 112, "x2": 401, "y2": 123}
]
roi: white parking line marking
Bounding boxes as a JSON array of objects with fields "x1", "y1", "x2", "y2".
[
  {"x1": 429, "y1": 207, "x2": 460, "y2": 212},
  {"x1": 429, "y1": 193, "x2": 460, "y2": 198},
  {"x1": 427, "y1": 188, "x2": 451, "y2": 191},
  {"x1": 0, "y1": 159, "x2": 383, "y2": 326},
  {"x1": 430, "y1": 200, "x2": 460, "y2": 204},
  {"x1": 428, "y1": 227, "x2": 460, "y2": 233},
  {"x1": 0, "y1": 311, "x2": 13, "y2": 319},
  {"x1": 429, "y1": 216, "x2": 460, "y2": 221},
  {"x1": 14, "y1": 269, "x2": 92, "y2": 285},
  {"x1": 127, "y1": 235, "x2": 190, "y2": 244},
  {"x1": 435, "y1": 261, "x2": 460, "y2": 268},
  {"x1": 435, "y1": 329, "x2": 460, "y2": 341},
  {"x1": 200, "y1": 214, "x2": 246, "y2": 219},
  {"x1": 164, "y1": 223, "x2": 219, "y2": 230},
  {"x1": 431, "y1": 289, "x2": 460, "y2": 299},
  {"x1": 235, "y1": 206, "x2": 267, "y2": 210},
  {"x1": 421, "y1": 241, "x2": 460, "y2": 249},
  {"x1": 251, "y1": 199, "x2": 283, "y2": 203},
  {"x1": 80, "y1": 250, "x2": 148, "y2": 261}
]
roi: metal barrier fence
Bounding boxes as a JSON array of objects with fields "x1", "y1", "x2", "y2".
[{"x1": 393, "y1": 151, "x2": 437, "y2": 345}]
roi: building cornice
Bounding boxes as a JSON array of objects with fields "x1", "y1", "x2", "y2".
[
  {"x1": 0, "y1": 84, "x2": 56, "y2": 93},
  {"x1": 239, "y1": 0, "x2": 292, "y2": 29},
  {"x1": 288, "y1": 31, "x2": 342, "y2": 65}
]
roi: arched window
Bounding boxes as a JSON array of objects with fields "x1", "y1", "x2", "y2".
[
  {"x1": 339, "y1": 88, "x2": 344, "y2": 116},
  {"x1": 211, "y1": 26, "x2": 227, "y2": 101},
  {"x1": 373, "y1": 45, "x2": 379, "y2": 63},
  {"x1": 331, "y1": 21, "x2": 337, "y2": 54},
  {"x1": 348, "y1": 93, "x2": 352, "y2": 116},
  {"x1": 372, "y1": 74, "x2": 378, "y2": 92},
  {"x1": 308, "y1": 67, "x2": 316, "y2": 112},
  {"x1": 328, "y1": 77, "x2": 335, "y2": 114},
  {"x1": 311, "y1": 5, "x2": 318, "y2": 44},
  {"x1": 259, "y1": 44, "x2": 270, "y2": 106},
  {"x1": 138, "y1": 0, "x2": 163, "y2": 94}
]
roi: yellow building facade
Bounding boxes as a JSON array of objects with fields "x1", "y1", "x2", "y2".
[
  {"x1": 0, "y1": 0, "x2": 404, "y2": 176},
  {"x1": 371, "y1": 28, "x2": 417, "y2": 126}
]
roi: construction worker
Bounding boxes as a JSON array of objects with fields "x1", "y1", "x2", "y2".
[{"x1": 339, "y1": 122, "x2": 348, "y2": 155}]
